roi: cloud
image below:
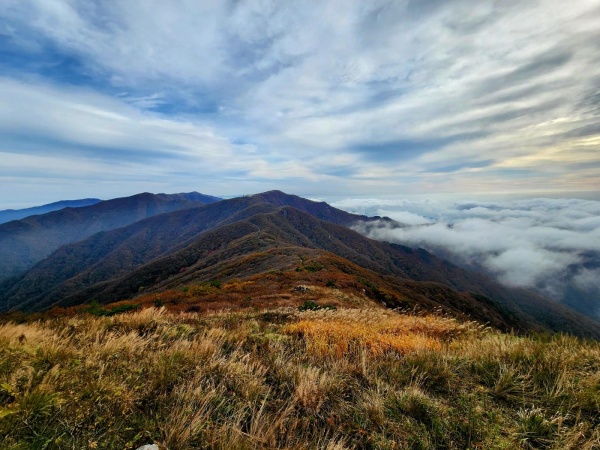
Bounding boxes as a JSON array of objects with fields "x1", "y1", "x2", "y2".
[
  {"x1": 0, "y1": 0, "x2": 600, "y2": 204},
  {"x1": 0, "y1": 77, "x2": 250, "y2": 165},
  {"x1": 341, "y1": 196, "x2": 600, "y2": 318},
  {"x1": 0, "y1": 77, "x2": 335, "y2": 205},
  {"x1": 376, "y1": 210, "x2": 433, "y2": 226},
  {"x1": 574, "y1": 269, "x2": 600, "y2": 293},
  {"x1": 485, "y1": 246, "x2": 579, "y2": 287}
]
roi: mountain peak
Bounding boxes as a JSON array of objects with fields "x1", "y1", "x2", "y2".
[{"x1": 252, "y1": 190, "x2": 298, "y2": 201}]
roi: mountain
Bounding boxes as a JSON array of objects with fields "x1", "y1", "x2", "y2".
[
  {"x1": 0, "y1": 191, "x2": 384, "y2": 307},
  {"x1": 0, "y1": 198, "x2": 102, "y2": 224},
  {"x1": 0, "y1": 192, "x2": 221, "y2": 281},
  {"x1": 1, "y1": 191, "x2": 599, "y2": 339}
]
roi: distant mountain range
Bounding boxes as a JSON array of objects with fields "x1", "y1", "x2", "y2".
[
  {"x1": 0, "y1": 192, "x2": 221, "y2": 280},
  {"x1": 1, "y1": 190, "x2": 599, "y2": 339},
  {"x1": 0, "y1": 198, "x2": 102, "y2": 224}
]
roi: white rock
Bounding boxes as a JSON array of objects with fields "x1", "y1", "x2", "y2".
[{"x1": 136, "y1": 445, "x2": 158, "y2": 450}]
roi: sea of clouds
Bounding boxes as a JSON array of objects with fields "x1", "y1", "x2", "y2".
[{"x1": 332, "y1": 196, "x2": 600, "y2": 319}]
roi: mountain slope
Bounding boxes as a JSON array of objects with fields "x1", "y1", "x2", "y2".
[
  {"x1": 0, "y1": 192, "x2": 221, "y2": 280},
  {"x1": 2, "y1": 192, "x2": 599, "y2": 338},
  {"x1": 0, "y1": 198, "x2": 102, "y2": 224},
  {"x1": 0, "y1": 192, "x2": 386, "y2": 310}
]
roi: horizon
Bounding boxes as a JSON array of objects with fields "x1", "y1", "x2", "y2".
[
  {"x1": 2, "y1": 188, "x2": 600, "y2": 212},
  {"x1": 1, "y1": 1, "x2": 599, "y2": 207}
]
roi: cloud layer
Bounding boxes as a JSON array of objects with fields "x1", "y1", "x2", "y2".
[
  {"x1": 1, "y1": 1, "x2": 600, "y2": 206},
  {"x1": 340, "y1": 196, "x2": 600, "y2": 318}
]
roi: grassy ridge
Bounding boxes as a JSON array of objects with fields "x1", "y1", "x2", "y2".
[{"x1": 0, "y1": 306, "x2": 599, "y2": 449}]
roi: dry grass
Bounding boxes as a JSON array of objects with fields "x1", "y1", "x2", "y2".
[
  {"x1": 0, "y1": 306, "x2": 598, "y2": 449},
  {"x1": 283, "y1": 309, "x2": 474, "y2": 358}
]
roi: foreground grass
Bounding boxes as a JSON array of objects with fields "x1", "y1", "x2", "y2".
[{"x1": 0, "y1": 306, "x2": 598, "y2": 449}]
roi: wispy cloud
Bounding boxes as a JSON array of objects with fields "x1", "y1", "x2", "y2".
[{"x1": 0, "y1": 0, "x2": 599, "y2": 205}]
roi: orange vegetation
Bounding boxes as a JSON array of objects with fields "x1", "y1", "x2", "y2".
[{"x1": 284, "y1": 309, "x2": 475, "y2": 358}]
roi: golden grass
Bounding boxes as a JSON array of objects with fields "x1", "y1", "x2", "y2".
[
  {"x1": 283, "y1": 309, "x2": 475, "y2": 358},
  {"x1": 0, "y1": 306, "x2": 598, "y2": 449}
]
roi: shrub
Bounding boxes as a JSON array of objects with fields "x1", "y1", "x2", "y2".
[
  {"x1": 208, "y1": 279, "x2": 222, "y2": 289},
  {"x1": 298, "y1": 301, "x2": 336, "y2": 312}
]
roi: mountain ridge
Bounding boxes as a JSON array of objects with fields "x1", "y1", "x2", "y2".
[
  {"x1": 0, "y1": 191, "x2": 221, "y2": 280},
  {"x1": 0, "y1": 192, "x2": 386, "y2": 311},
  {"x1": 1, "y1": 191, "x2": 599, "y2": 339},
  {"x1": 0, "y1": 198, "x2": 102, "y2": 224}
]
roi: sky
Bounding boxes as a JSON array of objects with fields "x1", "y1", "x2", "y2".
[{"x1": 1, "y1": 0, "x2": 600, "y2": 208}]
